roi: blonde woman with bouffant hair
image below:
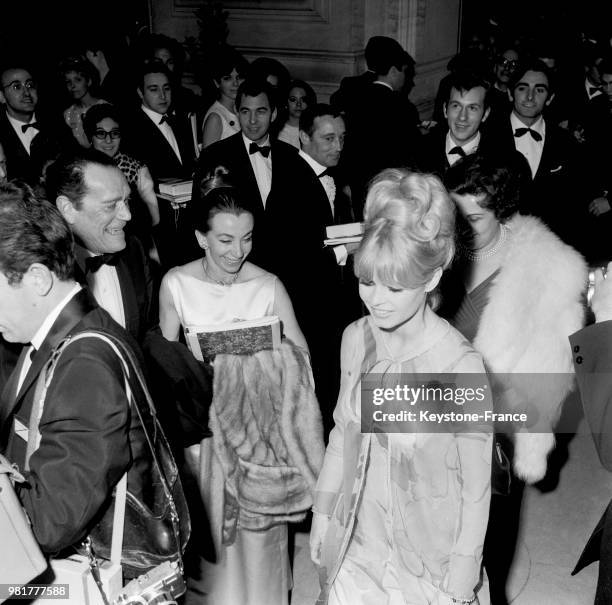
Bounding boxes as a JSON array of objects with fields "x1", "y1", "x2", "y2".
[{"x1": 311, "y1": 168, "x2": 492, "y2": 605}]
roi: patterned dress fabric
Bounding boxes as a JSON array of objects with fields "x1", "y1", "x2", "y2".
[{"x1": 315, "y1": 315, "x2": 492, "y2": 604}]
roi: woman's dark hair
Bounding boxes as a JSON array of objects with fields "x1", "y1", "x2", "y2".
[
  {"x1": 444, "y1": 153, "x2": 520, "y2": 222},
  {"x1": 212, "y1": 47, "x2": 249, "y2": 83},
  {"x1": 286, "y1": 79, "x2": 317, "y2": 109},
  {"x1": 82, "y1": 103, "x2": 122, "y2": 141},
  {"x1": 193, "y1": 165, "x2": 256, "y2": 233}
]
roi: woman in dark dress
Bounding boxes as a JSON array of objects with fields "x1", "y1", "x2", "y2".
[{"x1": 440, "y1": 154, "x2": 587, "y2": 604}]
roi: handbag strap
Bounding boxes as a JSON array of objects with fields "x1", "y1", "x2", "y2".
[{"x1": 26, "y1": 331, "x2": 134, "y2": 565}]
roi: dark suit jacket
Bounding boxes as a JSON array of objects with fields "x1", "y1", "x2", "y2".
[
  {"x1": 484, "y1": 114, "x2": 579, "y2": 243},
  {"x1": 123, "y1": 108, "x2": 195, "y2": 182},
  {"x1": 75, "y1": 237, "x2": 157, "y2": 345},
  {"x1": 0, "y1": 289, "x2": 136, "y2": 553},
  {"x1": 343, "y1": 82, "x2": 422, "y2": 214},
  {"x1": 329, "y1": 70, "x2": 376, "y2": 112},
  {"x1": 191, "y1": 132, "x2": 298, "y2": 268},
  {"x1": 0, "y1": 110, "x2": 63, "y2": 184},
  {"x1": 570, "y1": 321, "x2": 612, "y2": 604}
]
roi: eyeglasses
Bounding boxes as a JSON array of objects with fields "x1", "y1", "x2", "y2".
[
  {"x1": 2, "y1": 80, "x2": 37, "y2": 92},
  {"x1": 93, "y1": 129, "x2": 121, "y2": 141},
  {"x1": 498, "y1": 58, "x2": 518, "y2": 69}
]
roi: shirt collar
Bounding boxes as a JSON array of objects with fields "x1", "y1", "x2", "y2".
[
  {"x1": 445, "y1": 131, "x2": 481, "y2": 155},
  {"x1": 6, "y1": 111, "x2": 37, "y2": 128},
  {"x1": 30, "y1": 283, "x2": 82, "y2": 351},
  {"x1": 141, "y1": 104, "x2": 166, "y2": 125},
  {"x1": 373, "y1": 80, "x2": 393, "y2": 91},
  {"x1": 298, "y1": 149, "x2": 327, "y2": 176},
  {"x1": 510, "y1": 111, "x2": 545, "y2": 136},
  {"x1": 242, "y1": 132, "x2": 270, "y2": 151}
]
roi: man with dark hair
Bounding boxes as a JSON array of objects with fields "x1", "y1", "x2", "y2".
[
  {"x1": 330, "y1": 35, "x2": 398, "y2": 112},
  {"x1": 343, "y1": 37, "x2": 421, "y2": 214},
  {"x1": 0, "y1": 181, "x2": 136, "y2": 555},
  {"x1": 269, "y1": 103, "x2": 359, "y2": 434},
  {"x1": 46, "y1": 151, "x2": 156, "y2": 345},
  {"x1": 0, "y1": 64, "x2": 62, "y2": 185},
  {"x1": 487, "y1": 46, "x2": 520, "y2": 120},
  {"x1": 192, "y1": 78, "x2": 297, "y2": 267},
  {"x1": 485, "y1": 59, "x2": 578, "y2": 243}
]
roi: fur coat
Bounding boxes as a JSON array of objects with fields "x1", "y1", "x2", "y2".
[
  {"x1": 208, "y1": 340, "x2": 325, "y2": 547},
  {"x1": 472, "y1": 215, "x2": 587, "y2": 483}
]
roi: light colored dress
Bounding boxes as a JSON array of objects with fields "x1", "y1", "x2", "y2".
[
  {"x1": 163, "y1": 266, "x2": 291, "y2": 605},
  {"x1": 202, "y1": 100, "x2": 239, "y2": 146},
  {"x1": 314, "y1": 314, "x2": 492, "y2": 605}
]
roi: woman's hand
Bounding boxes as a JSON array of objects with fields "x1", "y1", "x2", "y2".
[{"x1": 310, "y1": 512, "x2": 330, "y2": 566}]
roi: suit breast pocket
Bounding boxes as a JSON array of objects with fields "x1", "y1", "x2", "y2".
[{"x1": 549, "y1": 165, "x2": 563, "y2": 174}]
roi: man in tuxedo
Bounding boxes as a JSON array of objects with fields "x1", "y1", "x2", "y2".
[
  {"x1": 330, "y1": 36, "x2": 393, "y2": 113},
  {"x1": 0, "y1": 65, "x2": 61, "y2": 185},
  {"x1": 569, "y1": 263, "x2": 612, "y2": 604},
  {"x1": 121, "y1": 61, "x2": 197, "y2": 268},
  {"x1": 485, "y1": 59, "x2": 579, "y2": 244},
  {"x1": 269, "y1": 104, "x2": 359, "y2": 433},
  {"x1": 0, "y1": 181, "x2": 134, "y2": 554},
  {"x1": 45, "y1": 151, "x2": 156, "y2": 345},
  {"x1": 192, "y1": 78, "x2": 297, "y2": 268},
  {"x1": 343, "y1": 36, "x2": 421, "y2": 215}
]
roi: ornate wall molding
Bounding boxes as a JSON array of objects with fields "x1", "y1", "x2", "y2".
[{"x1": 172, "y1": 0, "x2": 330, "y2": 23}]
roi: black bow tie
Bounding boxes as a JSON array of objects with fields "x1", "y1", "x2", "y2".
[
  {"x1": 159, "y1": 114, "x2": 175, "y2": 127},
  {"x1": 85, "y1": 253, "x2": 120, "y2": 273},
  {"x1": 448, "y1": 146, "x2": 467, "y2": 158},
  {"x1": 514, "y1": 127, "x2": 542, "y2": 142},
  {"x1": 589, "y1": 86, "x2": 603, "y2": 97},
  {"x1": 21, "y1": 122, "x2": 40, "y2": 133},
  {"x1": 319, "y1": 168, "x2": 334, "y2": 178},
  {"x1": 249, "y1": 142, "x2": 271, "y2": 158}
]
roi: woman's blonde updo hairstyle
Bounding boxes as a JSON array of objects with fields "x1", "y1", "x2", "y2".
[{"x1": 355, "y1": 169, "x2": 455, "y2": 302}]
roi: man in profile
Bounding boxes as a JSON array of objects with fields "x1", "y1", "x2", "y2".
[{"x1": 0, "y1": 181, "x2": 134, "y2": 555}]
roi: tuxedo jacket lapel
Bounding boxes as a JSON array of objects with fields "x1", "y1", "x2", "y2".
[
  {"x1": 115, "y1": 253, "x2": 139, "y2": 338},
  {"x1": 233, "y1": 135, "x2": 263, "y2": 209}
]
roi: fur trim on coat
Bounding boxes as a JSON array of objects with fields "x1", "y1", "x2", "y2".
[
  {"x1": 473, "y1": 215, "x2": 587, "y2": 483},
  {"x1": 209, "y1": 340, "x2": 325, "y2": 544}
]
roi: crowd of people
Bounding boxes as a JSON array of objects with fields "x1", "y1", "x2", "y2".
[{"x1": 1, "y1": 17, "x2": 612, "y2": 605}]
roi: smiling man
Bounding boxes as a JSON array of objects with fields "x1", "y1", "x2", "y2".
[
  {"x1": 485, "y1": 59, "x2": 578, "y2": 243},
  {"x1": 45, "y1": 151, "x2": 156, "y2": 344},
  {"x1": 192, "y1": 78, "x2": 297, "y2": 268}
]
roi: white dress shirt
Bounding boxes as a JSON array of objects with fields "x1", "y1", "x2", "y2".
[
  {"x1": 445, "y1": 131, "x2": 481, "y2": 166},
  {"x1": 243, "y1": 134, "x2": 272, "y2": 208},
  {"x1": 298, "y1": 150, "x2": 347, "y2": 265},
  {"x1": 585, "y1": 77, "x2": 603, "y2": 101},
  {"x1": 511, "y1": 112, "x2": 545, "y2": 178},
  {"x1": 6, "y1": 112, "x2": 39, "y2": 155},
  {"x1": 141, "y1": 105, "x2": 182, "y2": 164},
  {"x1": 75, "y1": 245, "x2": 126, "y2": 329}
]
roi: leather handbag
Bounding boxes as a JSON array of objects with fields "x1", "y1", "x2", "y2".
[
  {"x1": 0, "y1": 454, "x2": 47, "y2": 601},
  {"x1": 28, "y1": 330, "x2": 191, "y2": 579}
]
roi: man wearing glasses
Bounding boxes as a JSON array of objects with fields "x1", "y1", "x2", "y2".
[
  {"x1": 488, "y1": 48, "x2": 520, "y2": 120},
  {"x1": 0, "y1": 65, "x2": 60, "y2": 184}
]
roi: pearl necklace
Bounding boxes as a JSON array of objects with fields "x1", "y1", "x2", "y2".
[
  {"x1": 202, "y1": 258, "x2": 240, "y2": 286},
  {"x1": 459, "y1": 223, "x2": 509, "y2": 261}
]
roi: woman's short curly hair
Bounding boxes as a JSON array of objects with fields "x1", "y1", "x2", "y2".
[
  {"x1": 355, "y1": 169, "x2": 455, "y2": 301},
  {"x1": 444, "y1": 153, "x2": 520, "y2": 222}
]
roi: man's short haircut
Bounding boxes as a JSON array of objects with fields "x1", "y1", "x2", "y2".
[
  {"x1": 509, "y1": 58, "x2": 555, "y2": 94},
  {"x1": 299, "y1": 103, "x2": 343, "y2": 137},
  {"x1": 213, "y1": 47, "x2": 250, "y2": 83},
  {"x1": 44, "y1": 150, "x2": 117, "y2": 210},
  {"x1": 137, "y1": 59, "x2": 172, "y2": 91},
  {"x1": 0, "y1": 62, "x2": 35, "y2": 86},
  {"x1": 365, "y1": 37, "x2": 410, "y2": 76},
  {"x1": 0, "y1": 181, "x2": 74, "y2": 284},
  {"x1": 445, "y1": 70, "x2": 491, "y2": 108},
  {"x1": 235, "y1": 78, "x2": 277, "y2": 112}
]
